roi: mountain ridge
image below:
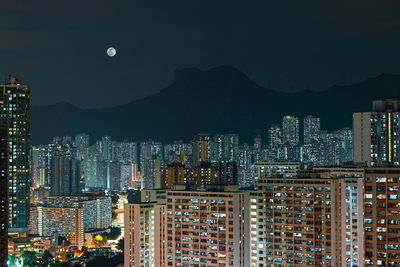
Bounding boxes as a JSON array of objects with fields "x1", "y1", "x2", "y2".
[{"x1": 31, "y1": 66, "x2": 400, "y2": 145}]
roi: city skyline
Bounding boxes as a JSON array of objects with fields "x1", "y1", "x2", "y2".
[{"x1": 1, "y1": 1, "x2": 400, "y2": 266}]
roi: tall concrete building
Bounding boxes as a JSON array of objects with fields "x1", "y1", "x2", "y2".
[
  {"x1": 140, "y1": 140, "x2": 163, "y2": 172},
  {"x1": 253, "y1": 134, "x2": 262, "y2": 151},
  {"x1": 118, "y1": 141, "x2": 138, "y2": 164},
  {"x1": 268, "y1": 124, "x2": 282, "y2": 148},
  {"x1": 253, "y1": 167, "x2": 365, "y2": 266},
  {"x1": 74, "y1": 133, "x2": 90, "y2": 160},
  {"x1": 38, "y1": 206, "x2": 84, "y2": 247},
  {"x1": 0, "y1": 76, "x2": 30, "y2": 232},
  {"x1": 213, "y1": 134, "x2": 239, "y2": 162},
  {"x1": 31, "y1": 145, "x2": 48, "y2": 188},
  {"x1": 253, "y1": 161, "x2": 300, "y2": 188},
  {"x1": 161, "y1": 162, "x2": 192, "y2": 189},
  {"x1": 165, "y1": 186, "x2": 250, "y2": 266},
  {"x1": 354, "y1": 99, "x2": 400, "y2": 166},
  {"x1": 303, "y1": 115, "x2": 320, "y2": 144},
  {"x1": 143, "y1": 158, "x2": 161, "y2": 189},
  {"x1": 51, "y1": 150, "x2": 82, "y2": 196},
  {"x1": 217, "y1": 161, "x2": 238, "y2": 185},
  {"x1": 30, "y1": 195, "x2": 112, "y2": 247},
  {"x1": 124, "y1": 189, "x2": 167, "y2": 267},
  {"x1": 363, "y1": 167, "x2": 400, "y2": 266},
  {"x1": 282, "y1": 116, "x2": 300, "y2": 161},
  {"x1": 99, "y1": 135, "x2": 114, "y2": 161},
  {"x1": 316, "y1": 167, "x2": 364, "y2": 267},
  {"x1": 192, "y1": 162, "x2": 217, "y2": 188},
  {"x1": 192, "y1": 133, "x2": 213, "y2": 165},
  {"x1": 120, "y1": 163, "x2": 136, "y2": 190},
  {"x1": 238, "y1": 143, "x2": 254, "y2": 189},
  {"x1": 124, "y1": 186, "x2": 251, "y2": 267},
  {"x1": 282, "y1": 115, "x2": 299, "y2": 146},
  {"x1": 163, "y1": 141, "x2": 192, "y2": 165},
  {"x1": 0, "y1": 130, "x2": 8, "y2": 266}
]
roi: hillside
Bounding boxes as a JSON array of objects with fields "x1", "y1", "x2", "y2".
[{"x1": 31, "y1": 66, "x2": 400, "y2": 144}]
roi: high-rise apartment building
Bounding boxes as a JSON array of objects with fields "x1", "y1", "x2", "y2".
[
  {"x1": 140, "y1": 140, "x2": 163, "y2": 172},
  {"x1": 238, "y1": 144, "x2": 254, "y2": 189},
  {"x1": 75, "y1": 133, "x2": 90, "y2": 160},
  {"x1": 99, "y1": 136, "x2": 114, "y2": 161},
  {"x1": 31, "y1": 145, "x2": 48, "y2": 188},
  {"x1": 30, "y1": 195, "x2": 112, "y2": 248},
  {"x1": 315, "y1": 167, "x2": 364, "y2": 267},
  {"x1": 363, "y1": 167, "x2": 400, "y2": 266},
  {"x1": 165, "y1": 186, "x2": 250, "y2": 266},
  {"x1": 192, "y1": 162, "x2": 217, "y2": 188},
  {"x1": 0, "y1": 76, "x2": 30, "y2": 231},
  {"x1": 164, "y1": 141, "x2": 192, "y2": 165},
  {"x1": 124, "y1": 186, "x2": 251, "y2": 266},
  {"x1": 253, "y1": 161, "x2": 300, "y2": 188},
  {"x1": 124, "y1": 189, "x2": 166, "y2": 267},
  {"x1": 0, "y1": 130, "x2": 8, "y2": 266},
  {"x1": 120, "y1": 163, "x2": 137, "y2": 190},
  {"x1": 40, "y1": 206, "x2": 84, "y2": 247},
  {"x1": 268, "y1": 124, "x2": 282, "y2": 148},
  {"x1": 253, "y1": 135, "x2": 262, "y2": 151},
  {"x1": 217, "y1": 161, "x2": 238, "y2": 185},
  {"x1": 354, "y1": 99, "x2": 400, "y2": 166},
  {"x1": 51, "y1": 150, "x2": 82, "y2": 196},
  {"x1": 253, "y1": 165, "x2": 365, "y2": 266},
  {"x1": 143, "y1": 158, "x2": 161, "y2": 189},
  {"x1": 255, "y1": 172, "x2": 332, "y2": 265},
  {"x1": 118, "y1": 141, "x2": 138, "y2": 164},
  {"x1": 282, "y1": 115, "x2": 299, "y2": 146},
  {"x1": 213, "y1": 134, "x2": 239, "y2": 163},
  {"x1": 192, "y1": 133, "x2": 213, "y2": 165},
  {"x1": 282, "y1": 116, "x2": 300, "y2": 161},
  {"x1": 161, "y1": 162, "x2": 192, "y2": 189},
  {"x1": 303, "y1": 115, "x2": 320, "y2": 144}
]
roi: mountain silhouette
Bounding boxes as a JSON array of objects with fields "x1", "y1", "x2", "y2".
[{"x1": 31, "y1": 66, "x2": 400, "y2": 145}]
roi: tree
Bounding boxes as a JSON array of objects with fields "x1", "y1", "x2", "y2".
[
  {"x1": 41, "y1": 250, "x2": 53, "y2": 266},
  {"x1": 112, "y1": 209, "x2": 117, "y2": 220},
  {"x1": 21, "y1": 250, "x2": 37, "y2": 267},
  {"x1": 53, "y1": 260, "x2": 72, "y2": 267},
  {"x1": 63, "y1": 239, "x2": 71, "y2": 247},
  {"x1": 116, "y1": 238, "x2": 124, "y2": 251},
  {"x1": 80, "y1": 246, "x2": 88, "y2": 253},
  {"x1": 93, "y1": 234, "x2": 107, "y2": 248},
  {"x1": 111, "y1": 194, "x2": 119, "y2": 205},
  {"x1": 105, "y1": 227, "x2": 121, "y2": 240},
  {"x1": 8, "y1": 254, "x2": 17, "y2": 266},
  {"x1": 86, "y1": 254, "x2": 123, "y2": 267},
  {"x1": 127, "y1": 189, "x2": 140, "y2": 204}
]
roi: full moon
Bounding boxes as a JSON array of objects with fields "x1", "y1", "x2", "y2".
[{"x1": 107, "y1": 47, "x2": 116, "y2": 57}]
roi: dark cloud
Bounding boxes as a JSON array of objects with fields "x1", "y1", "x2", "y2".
[{"x1": 0, "y1": 0, "x2": 399, "y2": 107}]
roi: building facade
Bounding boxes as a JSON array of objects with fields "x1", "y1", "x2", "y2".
[
  {"x1": 282, "y1": 115, "x2": 299, "y2": 146},
  {"x1": 353, "y1": 100, "x2": 400, "y2": 167},
  {"x1": 0, "y1": 130, "x2": 8, "y2": 266},
  {"x1": 165, "y1": 187, "x2": 250, "y2": 266},
  {"x1": 303, "y1": 115, "x2": 320, "y2": 144},
  {"x1": 51, "y1": 150, "x2": 82, "y2": 196},
  {"x1": 363, "y1": 167, "x2": 400, "y2": 266},
  {"x1": 192, "y1": 134, "x2": 213, "y2": 166},
  {"x1": 124, "y1": 190, "x2": 166, "y2": 267},
  {"x1": 0, "y1": 76, "x2": 30, "y2": 231}
]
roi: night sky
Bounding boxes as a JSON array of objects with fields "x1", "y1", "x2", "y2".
[{"x1": 1, "y1": 0, "x2": 399, "y2": 108}]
